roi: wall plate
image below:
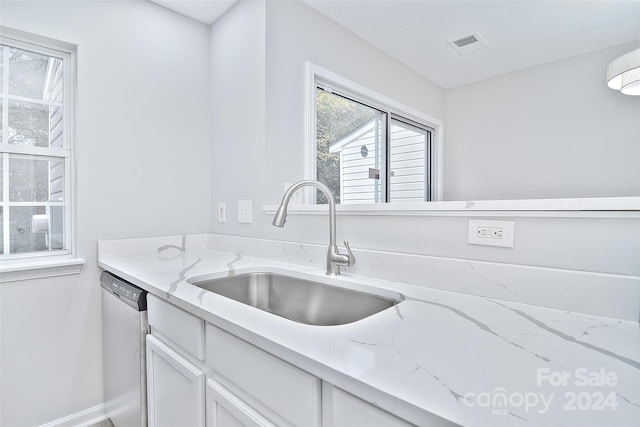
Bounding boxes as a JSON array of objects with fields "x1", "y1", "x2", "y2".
[
  {"x1": 238, "y1": 200, "x2": 252, "y2": 224},
  {"x1": 468, "y1": 219, "x2": 515, "y2": 248}
]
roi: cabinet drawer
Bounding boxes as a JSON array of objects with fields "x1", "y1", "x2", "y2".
[
  {"x1": 148, "y1": 294, "x2": 205, "y2": 360},
  {"x1": 322, "y1": 383, "x2": 414, "y2": 427},
  {"x1": 205, "y1": 323, "x2": 321, "y2": 427}
]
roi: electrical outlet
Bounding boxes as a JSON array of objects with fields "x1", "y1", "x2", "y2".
[
  {"x1": 237, "y1": 200, "x2": 252, "y2": 224},
  {"x1": 468, "y1": 219, "x2": 515, "y2": 248},
  {"x1": 477, "y1": 226, "x2": 503, "y2": 239},
  {"x1": 217, "y1": 203, "x2": 226, "y2": 223},
  {"x1": 284, "y1": 183, "x2": 303, "y2": 205}
]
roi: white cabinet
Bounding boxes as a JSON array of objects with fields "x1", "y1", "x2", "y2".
[
  {"x1": 205, "y1": 323, "x2": 322, "y2": 427},
  {"x1": 146, "y1": 335, "x2": 205, "y2": 427},
  {"x1": 145, "y1": 295, "x2": 418, "y2": 427},
  {"x1": 147, "y1": 294, "x2": 205, "y2": 360},
  {"x1": 206, "y1": 378, "x2": 275, "y2": 427},
  {"x1": 146, "y1": 295, "x2": 206, "y2": 427},
  {"x1": 322, "y1": 383, "x2": 414, "y2": 427}
]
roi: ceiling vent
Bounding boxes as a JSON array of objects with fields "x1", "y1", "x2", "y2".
[{"x1": 448, "y1": 32, "x2": 488, "y2": 55}]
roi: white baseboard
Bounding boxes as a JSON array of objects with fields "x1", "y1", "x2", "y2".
[{"x1": 39, "y1": 404, "x2": 108, "y2": 427}]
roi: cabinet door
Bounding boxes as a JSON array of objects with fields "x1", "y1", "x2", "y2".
[
  {"x1": 206, "y1": 323, "x2": 321, "y2": 426},
  {"x1": 206, "y1": 378, "x2": 275, "y2": 427},
  {"x1": 322, "y1": 383, "x2": 414, "y2": 427},
  {"x1": 146, "y1": 334, "x2": 205, "y2": 427}
]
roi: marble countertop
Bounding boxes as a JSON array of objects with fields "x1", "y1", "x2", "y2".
[{"x1": 98, "y1": 236, "x2": 640, "y2": 427}]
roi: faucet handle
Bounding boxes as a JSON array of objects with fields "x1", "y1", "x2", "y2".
[{"x1": 343, "y1": 241, "x2": 356, "y2": 267}]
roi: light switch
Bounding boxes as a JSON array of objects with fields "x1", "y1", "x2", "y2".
[{"x1": 217, "y1": 203, "x2": 226, "y2": 223}]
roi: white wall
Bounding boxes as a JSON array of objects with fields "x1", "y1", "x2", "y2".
[
  {"x1": 264, "y1": 0, "x2": 445, "y2": 205},
  {"x1": 445, "y1": 41, "x2": 640, "y2": 201},
  {"x1": 0, "y1": 1, "x2": 212, "y2": 425},
  {"x1": 209, "y1": 1, "x2": 639, "y2": 278},
  {"x1": 211, "y1": 0, "x2": 446, "y2": 238},
  {"x1": 210, "y1": 0, "x2": 266, "y2": 232}
]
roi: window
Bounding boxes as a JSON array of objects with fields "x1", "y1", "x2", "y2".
[
  {"x1": 307, "y1": 63, "x2": 441, "y2": 205},
  {"x1": 0, "y1": 29, "x2": 75, "y2": 259}
]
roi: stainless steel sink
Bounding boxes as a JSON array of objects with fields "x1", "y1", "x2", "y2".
[{"x1": 191, "y1": 272, "x2": 402, "y2": 326}]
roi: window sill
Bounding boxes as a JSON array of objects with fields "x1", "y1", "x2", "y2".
[
  {"x1": 263, "y1": 197, "x2": 640, "y2": 219},
  {"x1": 0, "y1": 256, "x2": 85, "y2": 283}
]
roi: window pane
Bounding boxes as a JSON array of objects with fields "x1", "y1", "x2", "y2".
[
  {"x1": 389, "y1": 119, "x2": 430, "y2": 203},
  {"x1": 0, "y1": 153, "x2": 3, "y2": 200},
  {"x1": 9, "y1": 206, "x2": 47, "y2": 254},
  {"x1": 0, "y1": 47, "x2": 3, "y2": 141},
  {"x1": 0, "y1": 46, "x2": 4, "y2": 88},
  {"x1": 8, "y1": 100, "x2": 50, "y2": 146},
  {"x1": 8, "y1": 46, "x2": 62, "y2": 100},
  {"x1": 316, "y1": 88, "x2": 380, "y2": 204},
  {"x1": 49, "y1": 105, "x2": 64, "y2": 148},
  {"x1": 0, "y1": 208, "x2": 3, "y2": 255},
  {"x1": 9, "y1": 155, "x2": 64, "y2": 202},
  {"x1": 49, "y1": 205, "x2": 65, "y2": 250},
  {"x1": 338, "y1": 112, "x2": 385, "y2": 204}
]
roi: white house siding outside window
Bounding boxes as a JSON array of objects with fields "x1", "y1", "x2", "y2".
[
  {"x1": 315, "y1": 85, "x2": 434, "y2": 205},
  {"x1": 0, "y1": 30, "x2": 75, "y2": 259}
]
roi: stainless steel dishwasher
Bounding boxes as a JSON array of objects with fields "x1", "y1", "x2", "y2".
[{"x1": 101, "y1": 271, "x2": 149, "y2": 427}]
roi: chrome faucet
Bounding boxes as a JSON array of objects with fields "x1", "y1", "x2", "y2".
[{"x1": 272, "y1": 180, "x2": 355, "y2": 276}]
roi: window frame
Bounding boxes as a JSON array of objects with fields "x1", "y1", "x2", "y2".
[
  {"x1": 0, "y1": 26, "x2": 77, "y2": 264},
  {"x1": 387, "y1": 114, "x2": 434, "y2": 203},
  {"x1": 305, "y1": 61, "x2": 443, "y2": 205}
]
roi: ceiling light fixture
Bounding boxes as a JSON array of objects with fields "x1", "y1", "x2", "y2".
[{"x1": 607, "y1": 48, "x2": 640, "y2": 96}]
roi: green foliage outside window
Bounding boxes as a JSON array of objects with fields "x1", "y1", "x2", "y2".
[{"x1": 316, "y1": 88, "x2": 374, "y2": 203}]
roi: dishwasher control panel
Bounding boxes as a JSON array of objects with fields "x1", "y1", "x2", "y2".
[{"x1": 100, "y1": 271, "x2": 147, "y2": 311}]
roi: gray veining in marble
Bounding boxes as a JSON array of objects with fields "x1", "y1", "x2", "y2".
[
  {"x1": 166, "y1": 256, "x2": 203, "y2": 296},
  {"x1": 409, "y1": 296, "x2": 551, "y2": 363},
  {"x1": 226, "y1": 253, "x2": 243, "y2": 276},
  {"x1": 157, "y1": 235, "x2": 187, "y2": 253},
  {"x1": 501, "y1": 303, "x2": 640, "y2": 370}
]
